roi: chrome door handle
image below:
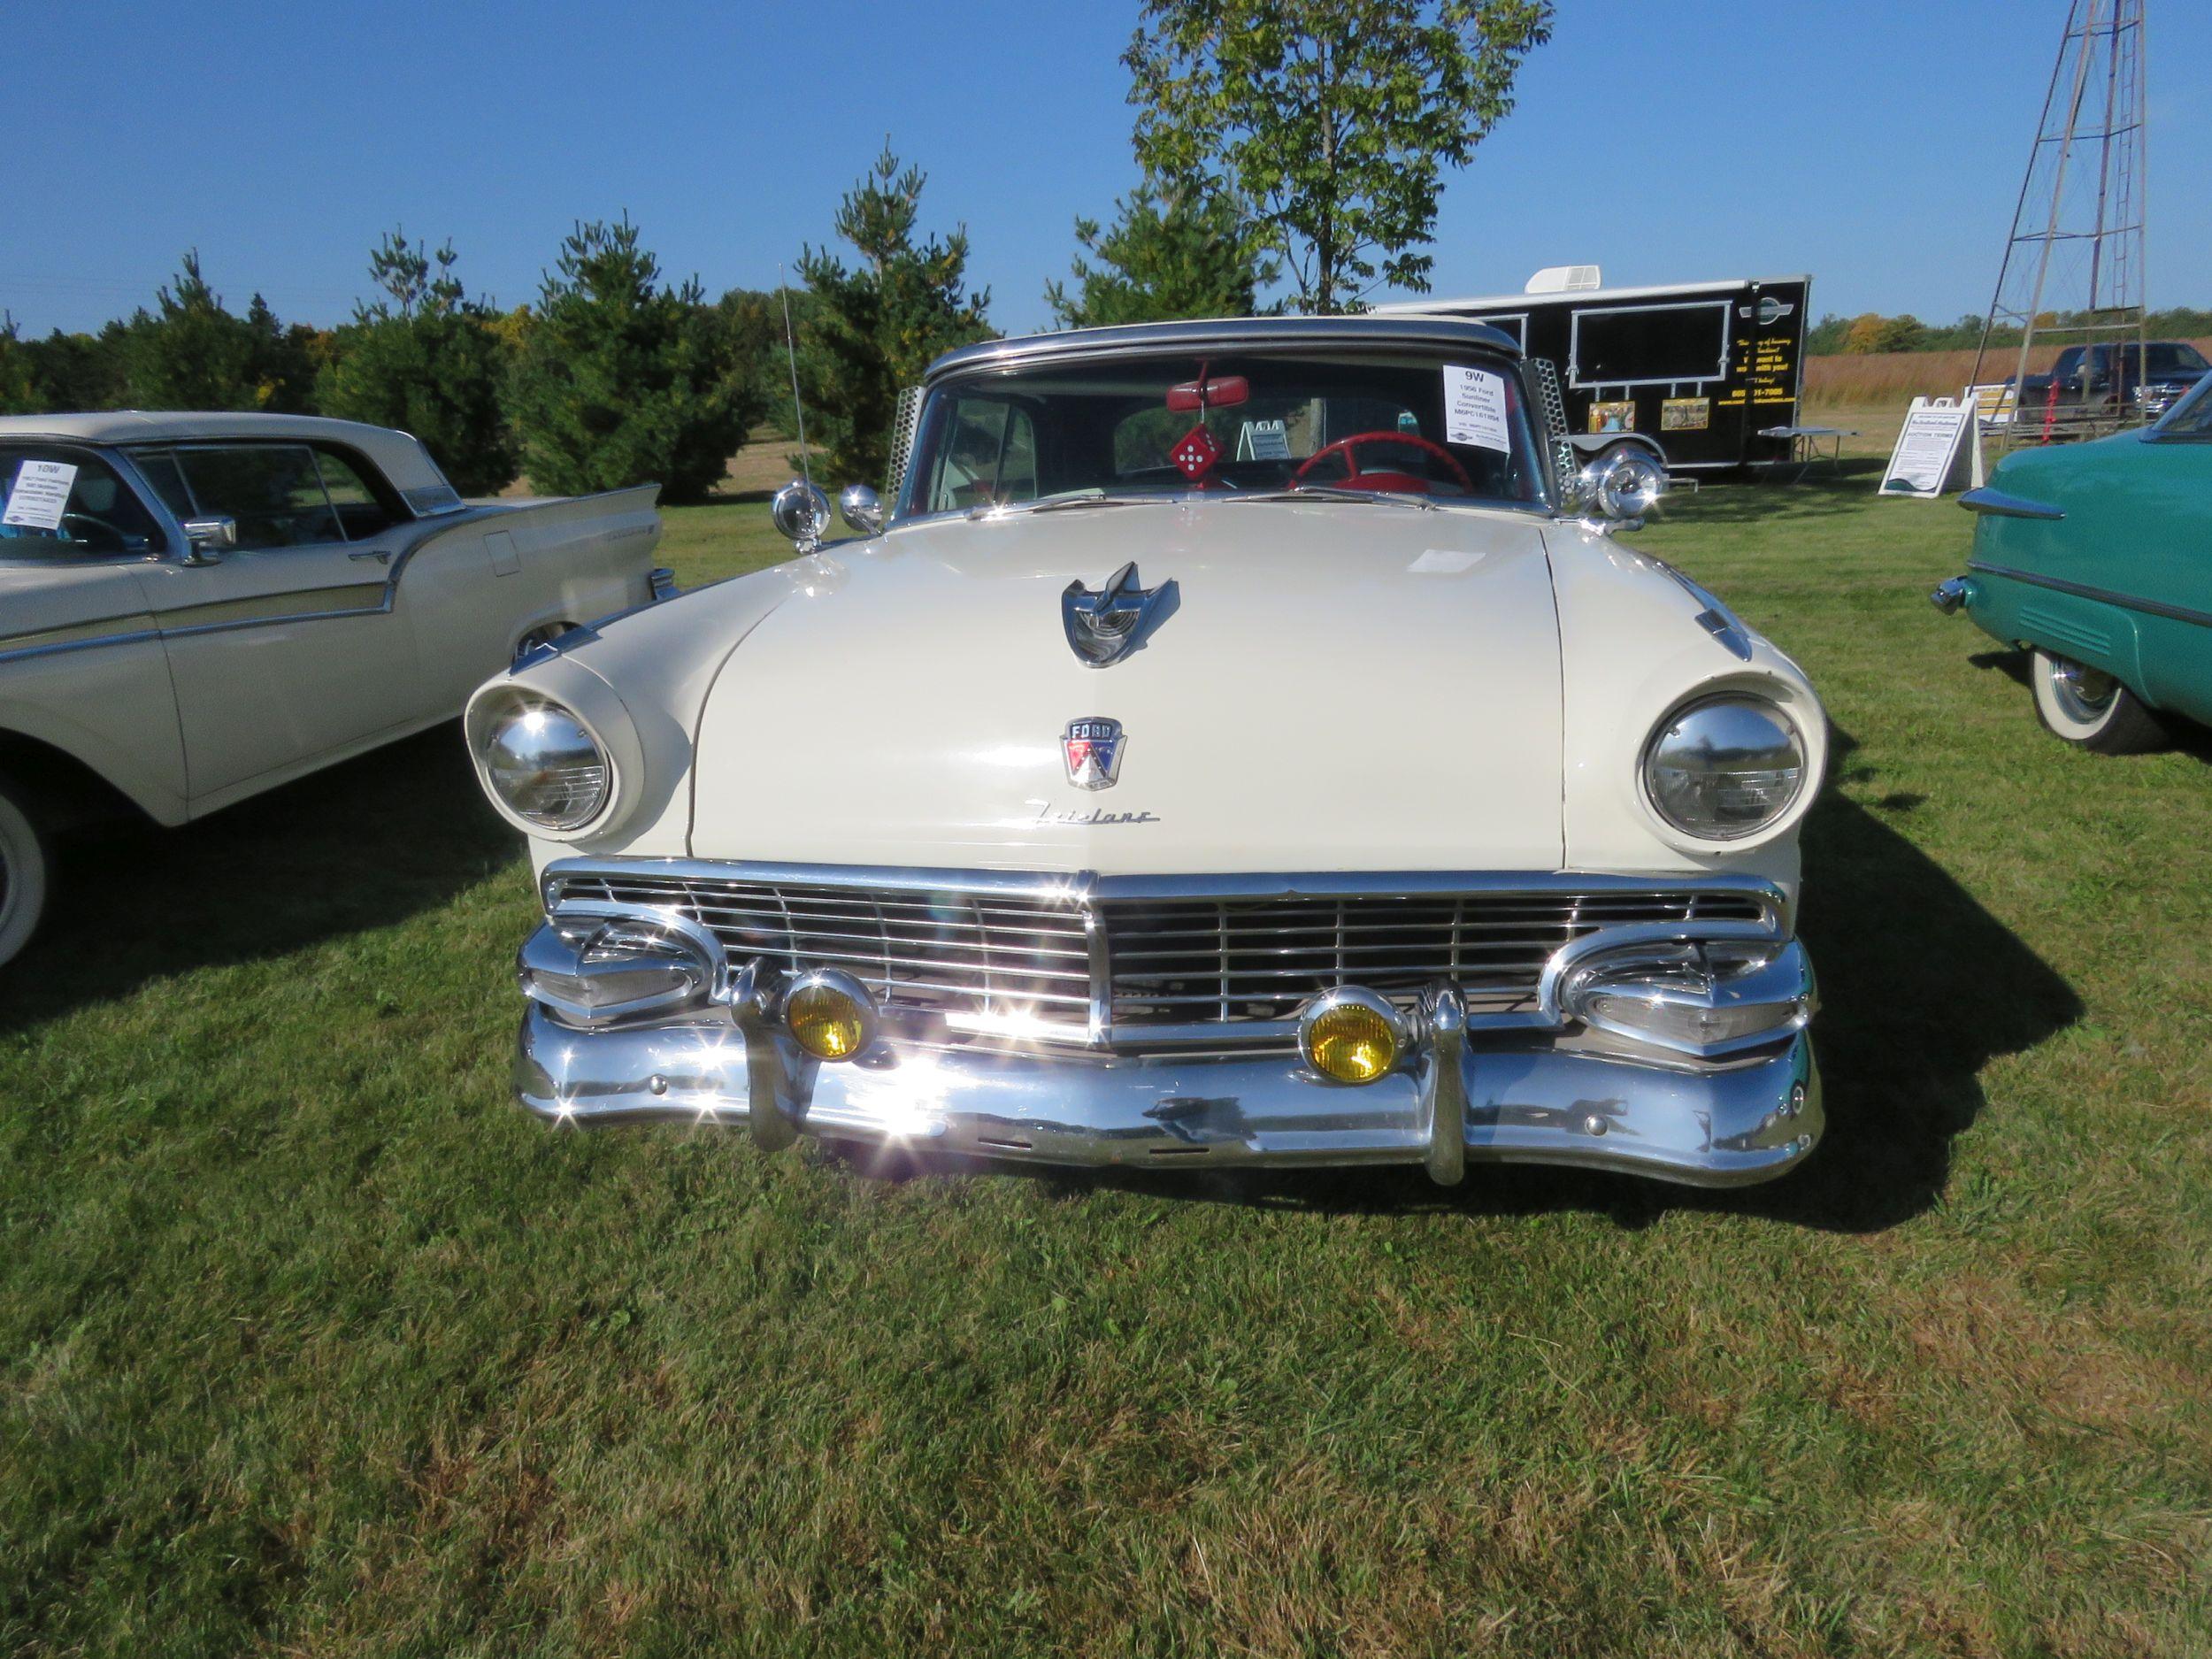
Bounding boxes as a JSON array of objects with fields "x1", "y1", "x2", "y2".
[{"x1": 348, "y1": 549, "x2": 391, "y2": 564}]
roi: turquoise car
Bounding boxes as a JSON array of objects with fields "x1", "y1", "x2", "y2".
[{"x1": 1933, "y1": 377, "x2": 2212, "y2": 752}]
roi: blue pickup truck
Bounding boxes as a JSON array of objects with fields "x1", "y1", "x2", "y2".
[{"x1": 2014, "y1": 340, "x2": 2210, "y2": 422}]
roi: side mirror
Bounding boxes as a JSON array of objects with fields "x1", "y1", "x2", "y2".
[
  {"x1": 838, "y1": 483, "x2": 884, "y2": 536},
  {"x1": 770, "y1": 480, "x2": 832, "y2": 554},
  {"x1": 1574, "y1": 450, "x2": 1668, "y2": 532},
  {"x1": 180, "y1": 515, "x2": 237, "y2": 564}
]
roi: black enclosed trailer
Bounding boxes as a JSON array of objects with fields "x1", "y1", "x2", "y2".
[{"x1": 1374, "y1": 272, "x2": 1812, "y2": 475}]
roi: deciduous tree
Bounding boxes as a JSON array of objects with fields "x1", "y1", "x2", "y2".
[
  {"x1": 1125, "y1": 0, "x2": 1554, "y2": 313},
  {"x1": 509, "y1": 217, "x2": 758, "y2": 502},
  {"x1": 317, "y1": 231, "x2": 521, "y2": 495},
  {"x1": 1045, "y1": 182, "x2": 1278, "y2": 327},
  {"x1": 796, "y1": 145, "x2": 994, "y2": 487}
]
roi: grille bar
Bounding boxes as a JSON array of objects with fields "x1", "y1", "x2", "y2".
[{"x1": 547, "y1": 870, "x2": 1771, "y2": 1046}]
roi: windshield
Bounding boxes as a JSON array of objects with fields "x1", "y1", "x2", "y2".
[
  {"x1": 899, "y1": 349, "x2": 1545, "y2": 517},
  {"x1": 2152, "y1": 375, "x2": 2212, "y2": 436},
  {"x1": 2147, "y1": 343, "x2": 2208, "y2": 376}
]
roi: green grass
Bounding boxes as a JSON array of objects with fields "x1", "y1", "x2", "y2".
[{"x1": 4, "y1": 473, "x2": 2208, "y2": 1655}]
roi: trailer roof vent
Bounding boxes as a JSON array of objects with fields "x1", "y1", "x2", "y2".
[{"x1": 1525, "y1": 265, "x2": 1601, "y2": 295}]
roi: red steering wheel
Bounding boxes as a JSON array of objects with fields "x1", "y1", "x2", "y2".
[{"x1": 1292, "y1": 430, "x2": 1473, "y2": 495}]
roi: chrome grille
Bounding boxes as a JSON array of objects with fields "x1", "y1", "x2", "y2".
[
  {"x1": 551, "y1": 872, "x2": 1094, "y2": 1032},
  {"x1": 1102, "y1": 890, "x2": 1767, "y2": 1025},
  {"x1": 547, "y1": 869, "x2": 1770, "y2": 1047}
]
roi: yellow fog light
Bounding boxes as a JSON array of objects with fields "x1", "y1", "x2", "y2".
[
  {"x1": 1300, "y1": 989, "x2": 1403, "y2": 1085},
  {"x1": 783, "y1": 970, "x2": 877, "y2": 1062}
]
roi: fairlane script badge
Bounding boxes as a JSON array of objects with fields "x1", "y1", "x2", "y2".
[{"x1": 1062, "y1": 717, "x2": 1125, "y2": 790}]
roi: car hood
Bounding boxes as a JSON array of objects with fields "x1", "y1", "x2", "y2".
[{"x1": 687, "y1": 500, "x2": 1564, "y2": 874}]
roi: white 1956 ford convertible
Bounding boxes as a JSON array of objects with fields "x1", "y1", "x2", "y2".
[
  {"x1": 465, "y1": 316, "x2": 1826, "y2": 1187},
  {"x1": 0, "y1": 411, "x2": 668, "y2": 965}
]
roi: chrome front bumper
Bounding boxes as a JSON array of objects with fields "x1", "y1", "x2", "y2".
[{"x1": 514, "y1": 970, "x2": 1823, "y2": 1188}]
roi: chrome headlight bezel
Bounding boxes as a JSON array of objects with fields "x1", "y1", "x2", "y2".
[
  {"x1": 471, "y1": 687, "x2": 617, "y2": 834},
  {"x1": 1640, "y1": 692, "x2": 1809, "y2": 845}
]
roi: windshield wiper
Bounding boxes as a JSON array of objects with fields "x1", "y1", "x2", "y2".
[
  {"x1": 1220, "y1": 484, "x2": 1435, "y2": 511},
  {"x1": 967, "y1": 492, "x2": 1156, "y2": 520}
]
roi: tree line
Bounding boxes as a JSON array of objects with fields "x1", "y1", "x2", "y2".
[
  {"x1": 0, "y1": 2, "x2": 1555, "y2": 497},
  {"x1": 1806, "y1": 306, "x2": 2212, "y2": 358}
]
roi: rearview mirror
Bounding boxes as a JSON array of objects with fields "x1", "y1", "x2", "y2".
[
  {"x1": 180, "y1": 515, "x2": 236, "y2": 564},
  {"x1": 1165, "y1": 375, "x2": 1249, "y2": 412},
  {"x1": 838, "y1": 482, "x2": 884, "y2": 535}
]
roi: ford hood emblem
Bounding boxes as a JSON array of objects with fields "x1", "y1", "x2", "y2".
[{"x1": 1062, "y1": 717, "x2": 1125, "y2": 790}]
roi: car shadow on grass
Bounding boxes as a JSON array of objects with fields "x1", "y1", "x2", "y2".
[
  {"x1": 880, "y1": 733, "x2": 2081, "y2": 1236},
  {"x1": 1657, "y1": 458, "x2": 1891, "y2": 528},
  {"x1": 0, "y1": 726, "x2": 516, "y2": 1034}
]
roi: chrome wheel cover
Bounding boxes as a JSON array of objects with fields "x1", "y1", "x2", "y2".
[{"x1": 2048, "y1": 658, "x2": 2118, "y2": 725}]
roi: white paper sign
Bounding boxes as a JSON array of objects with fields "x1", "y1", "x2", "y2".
[
  {"x1": 1237, "y1": 419, "x2": 1292, "y2": 461},
  {"x1": 1879, "y1": 397, "x2": 1978, "y2": 498},
  {"x1": 1443, "y1": 364, "x2": 1510, "y2": 453},
  {"x1": 3, "y1": 460, "x2": 77, "y2": 531},
  {"x1": 1409, "y1": 548, "x2": 1484, "y2": 574}
]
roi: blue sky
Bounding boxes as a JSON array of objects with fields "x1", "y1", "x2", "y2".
[{"x1": 5, "y1": 0, "x2": 2205, "y2": 338}]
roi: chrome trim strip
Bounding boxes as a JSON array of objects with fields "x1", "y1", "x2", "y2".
[
  {"x1": 925, "y1": 315, "x2": 1523, "y2": 385},
  {"x1": 544, "y1": 856, "x2": 1788, "y2": 918},
  {"x1": 0, "y1": 583, "x2": 392, "y2": 665},
  {"x1": 1966, "y1": 559, "x2": 2212, "y2": 629},
  {"x1": 1959, "y1": 487, "x2": 2065, "y2": 520},
  {"x1": 0, "y1": 611, "x2": 160, "y2": 657},
  {"x1": 156, "y1": 582, "x2": 393, "y2": 634}
]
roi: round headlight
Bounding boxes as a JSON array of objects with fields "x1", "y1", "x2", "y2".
[
  {"x1": 1300, "y1": 989, "x2": 1402, "y2": 1086},
  {"x1": 481, "y1": 695, "x2": 611, "y2": 830},
  {"x1": 1642, "y1": 695, "x2": 1807, "y2": 841}
]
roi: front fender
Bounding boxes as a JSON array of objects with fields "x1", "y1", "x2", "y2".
[
  {"x1": 1546, "y1": 525, "x2": 1824, "y2": 895},
  {"x1": 465, "y1": 558, "x2": 818, "y2": 871}
]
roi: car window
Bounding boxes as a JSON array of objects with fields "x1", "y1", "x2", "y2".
[
  {"x1": 0, "y1": 446, "x2": 165, "y2": 558},
  {"x1": 2154, "y1": 377, "x2": 2212, "y2": 437},
  {"x1": 171, "y1": 444, "x2": 344, "y2": 550},
  {"x1": 2147, "y1": 343, "x2": 2208, "y2": 375},
  {"x1": 132, "y1": 449, "x2": 194, "y2": 519},
  {"x1": 925, "y1": 398, "x2": 1040, "y2": 512},
  {"x1": 313, "y1": 448, "x2": 400, "y2": 540}
]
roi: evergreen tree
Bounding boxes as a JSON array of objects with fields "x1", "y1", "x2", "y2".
[
  {"x1": 0, "y1": 315, "x2": 36, "y2": 415},
  {"x1": 796, "y1": 145, "x2": 994, "y2": 487},
  {"x1": 20, "y1": 323, "x2": 132, "y2": 411},
  {"x1": 318, "y1": 231, "x2": 521, "y2": 495},
  {"x1": 119, "y1": 252, "x2": 317, "y2": 410},
  {"x1": 509, "y1": 217, "x2": 757, "y2": 502},
  {"x1": 1046, "y1": 183, "x2": 1277, "y2": 327}
]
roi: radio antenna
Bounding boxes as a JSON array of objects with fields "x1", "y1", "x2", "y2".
[{"x1": 778, "y1": 266, "x2": 813, "y2": 495}]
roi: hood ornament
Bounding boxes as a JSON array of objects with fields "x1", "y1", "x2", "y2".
[
  {"x1": 1062, "y1": 562, "x2": 1175, "y2": 667},
  {"x1": 1062, "y1": 717, "x2": 1125, "y2": 791}
]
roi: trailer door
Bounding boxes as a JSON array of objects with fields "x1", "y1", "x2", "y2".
[{"x1": 1569, "y1": 296, "x2": 1740, "y2": 468}]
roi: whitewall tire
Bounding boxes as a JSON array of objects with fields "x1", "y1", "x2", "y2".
[
  {"x1": 0, "y1": 779, "x2": 50, "y2": 970},
  {"x1": 2030, "y1": 649, "x2": 2170, "y2": 755}
]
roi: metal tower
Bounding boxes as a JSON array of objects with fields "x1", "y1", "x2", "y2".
[{"x1": 1970, "y1": 0, "x2": 2147, "y2": 446}]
